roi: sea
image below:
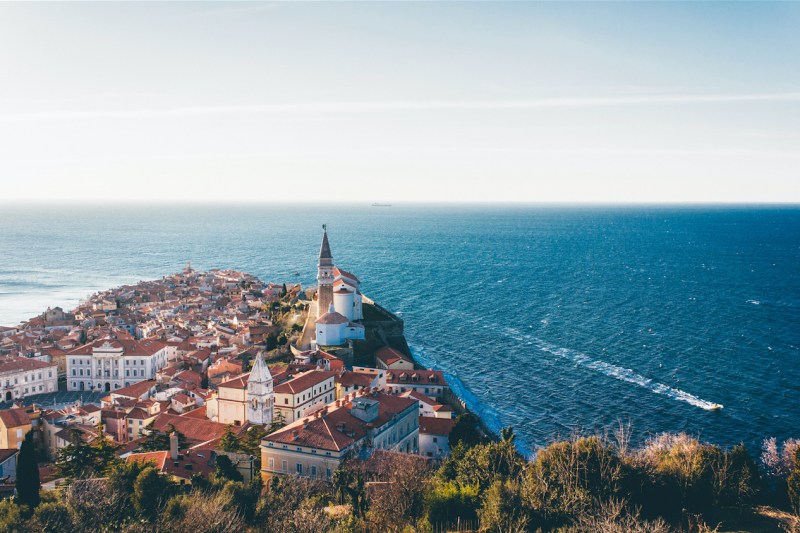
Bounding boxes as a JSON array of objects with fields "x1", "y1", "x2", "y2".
[{"x1": 1, "y1": 204, "x2": 798, "y2": 455}]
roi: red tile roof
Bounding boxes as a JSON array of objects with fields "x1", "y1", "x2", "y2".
[
  {"x1": 0, "y1": 356, "x2": 56, "y2": 373},
  {"x1": 0, "y1": 408, "x2": 30, "y2": 429},
  {"x1": 336, "y1": 371, "x2": 375, "y2": 388},
  {"x1": 387, "y1": 370, "x2": 446, "y2": 387},
  {"x1": 218, "y1": 373, "x2": 249, "y2": 390},
  {"x1": 150, "y1": 413, "x2": 239, "y2": 446},
  {"x1": 375, "y1": 346, "x2": 412, "y2": 366},
  {"x1": 418, "y1": 416, "x2": 455, "y2": 436},
  {"x1": 111, "y1": 380, "x2": 157, "y2": 400},
  {"x1": 274, "y1": 370, "x2": 334, "y2": 394},
  {"x1": 265, "y1": 391, "x2": 416, "y2": 452},
  {"x1": 333, "y1": 267, "x2": 360, "y2": 285},
  {"x1": 127, "y1": 450, "x2": 168, "y2": 470}
]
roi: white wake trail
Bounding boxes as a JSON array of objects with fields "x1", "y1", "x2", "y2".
[
  {"x1": 500, "y1": 326, "x2": 723, "y2": 411},
  {"x1": 539, "y1": 340, "x2": 723, "y2": 411}
]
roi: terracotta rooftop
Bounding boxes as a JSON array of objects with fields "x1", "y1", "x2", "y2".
[
  {"x1": 264, "y1": 391, "x2": 416, "y2": 452},
  {"x1": 274, "y1": 370, "x2": 334, "y2": 395},
  {"x1": 375, "y1": 346, "x2": 412, "y2": 366},
  {"x1": 0, "y1": 356, "x2": 57, "y2": 374},
  {"x1": 111, "y1": 380, "x2": 157, "y2": 400},
  {"x1": 150, "y1": 413, "x2": 239, "y2": 446},
  {"x1": 0, "y1": 408, "x2": 30, "y2": 429},
  {"x1": 419, "y1": 416, "x2": 455, "y2": 436}
]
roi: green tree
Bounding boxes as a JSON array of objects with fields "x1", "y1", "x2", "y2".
[
  {"x1": 0, "y1": 499, "x2": 24, "y2": 532},
  {"x1": 133, "y1": 466, "x2": 171, "y2": 521},
  {"x1": 240, "y1": 425, "x2": 268, "y2": 456},
  {"x1": 425, "y1": 480, "x2": 480, "y2": 529},
  {"x1": 141, "y1": 423, "x2": 185, "y2": 452},
  {"x1": 479, "y1": 479, "x2": 530, "y2": 533},
  {"x1": 449, "y1": 413, "x2": 484, "y2": 449},
  {"x1": 214, "y1": 454, "x2": 243, "y2": 482},
  {"x1": 55, "y1": 428, "x2": 119, "y2": 479},
  {"x1": 30, "y1": 501, "x2": 72, "y2": 532},
  {"x1": 266, "y1": 334, "x2": 278, "y2": 351},
  {"x1": 218, "y1": 425, "x2": 240, "y2": 452},
  {"x1": 106, "y1": 459, "x2": 152, "y2": 519},
  {"x1": 16, "y1": 430, "x2": 40, "y2": 509}
]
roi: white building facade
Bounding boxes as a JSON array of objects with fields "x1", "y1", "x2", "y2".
[
  {"x1": 0, "y1": 357, "x2": 58, "y2": 402},
  {"x1": 66, "y1": 337, "x2": 169, "y2": 393}
]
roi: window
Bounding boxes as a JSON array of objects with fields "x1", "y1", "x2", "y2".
[
  {"x1": 282, "y1": 460, "x2": 288, "y2": 473},
  {"x1": 311, "y1": 465, "x2": 317, "y2": 479},
  {"x1": 433, "y1": 437, "x2": 438, "y2": 443},
  {"x1": 296, "y1": 463, "x2": 303, "y2": 475},
  {"x1": 268, "y1": 458, "x2": 274, "y2": 470},
  {"x1": 326, "y1": 468, "x2": 332, "y2": 479}
]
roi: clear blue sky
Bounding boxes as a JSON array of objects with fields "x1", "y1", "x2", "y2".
[{"x1": 1, "y1": 2, "x2": 798, "y2": 203}]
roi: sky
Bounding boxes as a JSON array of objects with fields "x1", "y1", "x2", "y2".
[{"x1": 0, "y1": 2, "x2": 799, "y2": 204}]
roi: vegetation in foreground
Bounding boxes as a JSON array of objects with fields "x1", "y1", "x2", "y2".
[{"x1": 2, "y1": 416, "x2": 800, "y2": 532}]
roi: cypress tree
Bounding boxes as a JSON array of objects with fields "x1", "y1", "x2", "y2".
[{"x1": 16, "y1": 430, "x2": 40, "y2": 509}]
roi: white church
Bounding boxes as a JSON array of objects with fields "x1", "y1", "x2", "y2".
[
  {"x1": 207, "y1": 352, "x2": 274, "y2": 426},
  {"x1": 314, "y1": 226, "x2": 366, "y2": 347}
]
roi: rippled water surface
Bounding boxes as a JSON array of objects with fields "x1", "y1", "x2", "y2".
[{"x1": 1, "y1": 204, "x2": 798, "y2": 453}]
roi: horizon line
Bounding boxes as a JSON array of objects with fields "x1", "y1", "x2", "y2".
[{"x1": 1, "y1": 200, "x2": 799, "y2": 207}]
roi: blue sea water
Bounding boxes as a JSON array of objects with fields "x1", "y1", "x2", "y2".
[{"x1": 1, "y1": 204, "x2": 798, "y2": 454}]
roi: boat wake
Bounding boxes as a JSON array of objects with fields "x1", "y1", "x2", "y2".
[
  {"x1": 538, "y1": 341, "x2": 723, "y2": 411},
  {"x1": 497, "y1": 326, "x2": 723, "y2": 412}
]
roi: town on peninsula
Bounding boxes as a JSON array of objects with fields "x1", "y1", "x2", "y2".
[{"x1": 0, "y1": 228, "x2": 798, "y2": 532}]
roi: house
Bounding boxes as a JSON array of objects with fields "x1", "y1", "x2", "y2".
[
  {"x1": 273, "y1": 370, "x2": 336, "y2": 425},
  {"x1": 335, "y1": 370, "x2": 381, "y2": 400},
  {"x1": 261, "y1": 389, "x2": 419, "y2": 482},
  {"x1": 418, "y1": 416, "x2": 455, "y2": 459},
  {"x1": 0, "y1": 408, "x2": 31, "y2": 450},
  {"x1": 41, "y1": 405, "x2": 101, "y2": 458},
  {"x1": 147, "y1": 413, "x2": 242, "y2": 448},
  {"x1": 386, "y1": 370, "x2": 448, "y2": 401},
  {"x1": 400, "y1": 390, "x2": 453, "y2": 419},
  {"x1": 206, "y1": 354, "x2": 273, "y2": 426},
  {"x1": 108, "y1": 380, "x2": 158, "y2": 404},
  {"x1": 0, "y1": 449, "x2": 18, "y2": 481},
  {"x1": 126, "y1": 433, "x2": 214, "y2": 485},
  {"x1": 0, "y1": 356, "x2": 58, "y2": 401},
  {"x1": 374, "y1": 346, "x2": 414, "y2": 371},
  {"x1": 66, "y1": 336, "x2": 170, "y2": 393}
]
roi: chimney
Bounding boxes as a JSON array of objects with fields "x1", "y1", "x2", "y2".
[{"x1": 170, "y1": 431, "x2": 179, "y2": 460}]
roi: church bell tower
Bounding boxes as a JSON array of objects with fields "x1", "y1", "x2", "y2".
[
  {"x1": 317, "y1": 225, "x2": 334, "y2": 317},
  {"x1": 246, "y1": 352, "x2": 274, "y2": 425}
]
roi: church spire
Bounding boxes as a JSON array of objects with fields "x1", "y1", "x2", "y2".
[
  {"x1": 319, "y1": 224, "x2": 333, "y2": 265},
  {"x1": 249, "y1": 351, "x2": 272, "y2": 384},
  {"x1": 246, "y1": 352, "x2": 274, "y2": 426},
  {"x1": 317, "y1": 225, "x2": 335, "y2": 318}
]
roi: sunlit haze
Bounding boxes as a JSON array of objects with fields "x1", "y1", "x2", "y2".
[{"x1": 1, "y1": 2, "x2": 799, "y2": 203}]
